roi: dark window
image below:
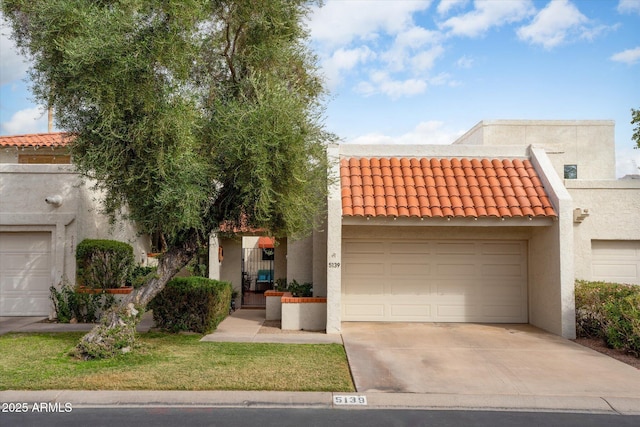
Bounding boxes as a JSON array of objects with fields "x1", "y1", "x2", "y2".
[{"x1": 564, "y1": 164, "x2": 577, "y2": 179}]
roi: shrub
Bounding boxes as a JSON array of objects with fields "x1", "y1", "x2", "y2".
[
  {"x1": 149, "y1": 277, "x2": 232, "y2": 334},
  {"x1": 603, "y1": 294, "x2": 640, "y2": 357},
  {"x1": 50, "y1": 282, "x2": 116, "y2": 323},
  {"x1": 273, "y1": 278, "x2": 312, "y2": 296},
  {"x1": 287, "y1": 279, "x2": 313, "y2": 297},
  {"x1": 575, "y1": 280, "x2": 640, "y2": 356},
  {"x1": 274, "y1": 278, "x2": 287, "y2": 291},
  {"x1": 76, "y1": 239, "x2": 134, "y2": 289},
  {"x1": 129, "y1": 265, "x2": 158, "y2": 289}
]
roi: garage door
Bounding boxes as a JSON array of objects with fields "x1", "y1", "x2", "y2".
[
  {"x1": 342, "y1": 239, "x2": 528, "y2": 323},
  {"x1": 0, "y1": 232, "x2": 52, "y2": 316},
  {"x1": 592, "y1": 240, "x2": 640, "y2": 285}
]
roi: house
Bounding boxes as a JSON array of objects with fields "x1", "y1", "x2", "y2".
[
  {"x1": 211, "y1": 120, "x2": 640, "y2": 339},
  {"x1": 2, "y1": 120, "x2": 639, "y2": 340},
  {"x1": 0, "y1": 133, "x2": 151, "y2": 316}
]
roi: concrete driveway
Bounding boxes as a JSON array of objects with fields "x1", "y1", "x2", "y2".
[{"x1": 341, "y1": 322, "x2": 640, "y2": 398}]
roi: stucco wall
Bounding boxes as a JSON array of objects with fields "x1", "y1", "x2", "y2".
[
  {"x1": 286, "y1": 236, "x2": 313, "y2": 284},
  {"x1": 312, "y1": 227, "x2": 328, "y2": 297},
  {"x1": 454, "y1": 120, "x2": 616, "y2": 181},
  {"x1": 0, "y1": 165, "x2": 149, "y2": 287},
  {"x1": 568, "y1": 180, "x2": 640, "y2": 281},
  {"x1": 274, "y1": 238, "x2": 287, "y2": 283},
  {"x1": 281, "y1": 299, "x2": 327, "y2": 331},
  {"x1": 218, "y1": 237, "x2": 242, "y2": 296},
  {"x1": 529, "y1": 147, "x2": 575, "y2": 338}
]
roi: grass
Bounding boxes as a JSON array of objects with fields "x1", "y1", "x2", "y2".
[{"x1": 0, "y1": 332, "x2": 355, "y2": 392}]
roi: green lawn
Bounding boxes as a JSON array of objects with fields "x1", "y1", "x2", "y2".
[{"x1": 0, "y1": 332, "x2": 355, "y2": 392}]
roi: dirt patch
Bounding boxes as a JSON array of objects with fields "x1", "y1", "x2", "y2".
[
  {"x1": 258, "y1": 320, "x2": 325, "y2": 334},
  {"x1": 573, "y1": 337, "x2": 640, "y2": 369}
]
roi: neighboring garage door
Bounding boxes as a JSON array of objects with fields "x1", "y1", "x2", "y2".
[
  {"x1": 342, "y1": 239, "x2": 528, "y2": 323},
  {"x1": 592, "y1": 240, "x2": 640, "y2": 285},
  {"x1": 0, "y1": 232, "x2": 52, "y2": 316}
]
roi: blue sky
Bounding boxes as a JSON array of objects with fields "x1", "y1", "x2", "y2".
[{"x1": 2, "y1": 0, "x2": 639, "y2": 176}]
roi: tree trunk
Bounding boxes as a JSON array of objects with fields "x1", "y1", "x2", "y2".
[{"x1": 74, "y1": 233, "x2": 200, "y2": 359}]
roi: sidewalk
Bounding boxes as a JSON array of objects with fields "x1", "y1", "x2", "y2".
[
  {"x1": 0, "y1": 311, "x2": 156, "y2": 335},
  {"x1": 0, "y1": 390, "x2": 638, "y2": 415},
  {"x1": 200, "y1": 309, "x2": 342, "y2": 344}
]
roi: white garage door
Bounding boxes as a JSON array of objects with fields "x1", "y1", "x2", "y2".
[
  {"x1": 342, "y1": 239, "x2": 528, "y2": 323},
  {"x1": 0, "y1": 232, "x2": 52, "y2": 316},
  {"x1": 592, "y1": 240, "x2": 640, "y2": 285}
]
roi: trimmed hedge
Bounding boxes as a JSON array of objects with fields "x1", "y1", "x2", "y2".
[
  {"x1": 76, "y1": 239, "x2": 134, "y2": 289},
  {"x1": 149, "y1": 277, "x2": 232, "y2": 334},
  {"x1": 575, "y1": 280, "x2": 640, "y2": 356}
]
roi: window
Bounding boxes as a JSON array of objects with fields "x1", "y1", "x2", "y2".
[{"x1": 564, "y1": 164, "x2": 577, "y2": 179}]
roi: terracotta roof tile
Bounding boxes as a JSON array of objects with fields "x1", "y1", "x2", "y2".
[
  {"x1": 340, "y1": 157, "x2": 557, "y2": 219},
  {"x1": 0, "y1": 132, "x2": 71, "y2": 148}
]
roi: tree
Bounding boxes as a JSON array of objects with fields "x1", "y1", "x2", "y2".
[
  {"x1": 2, "y1": 0, "x2": 334, "y2": 358},
  {"x1": 632, "y1": 108, "x2": 640, "y2": 149}
]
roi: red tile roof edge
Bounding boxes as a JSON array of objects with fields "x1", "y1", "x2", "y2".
[
  {"x1": 0, "y1": 132, "x2": 71, "y2": 148},
  {"x1": 340, "y1": 157, "x2": 557, "y2": 220}
]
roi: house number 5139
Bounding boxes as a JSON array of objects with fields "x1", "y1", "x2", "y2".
[{"x1": 328, "y1": 262, "x2": 341, "y2": 268}]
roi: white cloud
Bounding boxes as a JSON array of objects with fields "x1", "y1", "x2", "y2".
[
  {"x1": 617, "y1": 0, "x2": 640, "y2": 15},
  {"x1": 348, "y1": 120, "x2": 464, "y2": 145},
  {"x1": 437, "y1": 0, "x2": 470, "y2": 16},
  {"x1": 322, "y1": 46, "x2": 376, "y2": 89},
  {"x1": 456, "y1": 55, "x2": 474, "y2": 68},
  {"x1": 355, "y1": 71, "x2": 428, "y2": 98},
  {"x1": 440, "y1": 0, "x2": 535, "y2": 37},
  {"x1": 0, "y1": 17, "x2": 30, "y2": 85},
  {"x1": 428, "y1": 72, "x2": 458, "y2": 87},
  {"x1": 610, "y1": 46, "x2": 640, "y2": 64},
  {"x1": 308, "y1": 0, "x2": 432, "y2": 46},
  {"x1": 517, "y1": 0, "x2": 588, "y2": 49},
  {"x1": 381, "y1": 26, "x2": 443, "y2": 72},
  {"x1": 411, "y1": 45, "x2": 446, "y2": 71},
  {"x1": 309, "y1": 1, "x2": 441, "y2": 97},
  {"x1": 1, "y1": 106, "x2": 49, "y2": 135}
]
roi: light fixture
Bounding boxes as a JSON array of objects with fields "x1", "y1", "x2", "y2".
[{"x1": 45, "y1": 195, "x2": 63, "y2": 207}]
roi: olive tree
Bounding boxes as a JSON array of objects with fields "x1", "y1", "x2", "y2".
[
  {"x1": 2, "y1": 0, "x2": 333, "y2": 358},
  {"x1": 632, "y1": 108, "x2": 640, "y2": 149}
]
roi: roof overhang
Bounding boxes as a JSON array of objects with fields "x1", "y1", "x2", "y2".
[{"x1": 342, "y1": 216, "x2": 555, "y2": 227}]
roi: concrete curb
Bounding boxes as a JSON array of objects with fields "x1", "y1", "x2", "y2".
[{"x1": 2, "y1": 391, "x2": 639, "y2": 415}]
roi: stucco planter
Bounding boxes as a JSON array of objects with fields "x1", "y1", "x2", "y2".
[
  {"x1": 265, "y1": 290, "x2": 286, "y2": 320},
  {"x1": 77, "y1": 286, "x2": 133, "y2": 295},
  {"x1": 281, "y1": 292, "x2": 327, "y2": 331}
]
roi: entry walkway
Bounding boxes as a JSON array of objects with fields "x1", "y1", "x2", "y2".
[
  {"x1": 0, "y1": 312, "x2": 155, "y2": 335},
  {"x1": 200, "y1": 309, "x2": 342, "y2": 344}
]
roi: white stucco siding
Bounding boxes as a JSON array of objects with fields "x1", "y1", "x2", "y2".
[
  {"x1": 219, "y1": 237, "x2": 242, "y2": 295},
  {"x1": 286, "y1": 236, "x2": 313, "y2": 285},
  {"x1": 454, "y1": 121, "x2": 616, "y2": 181},
  {"x1": 0, "y1": 164, "x2": 150, "y2": 317},
  {"x1": 568, "y1": 180, "x2": 640, "y2": 284}
]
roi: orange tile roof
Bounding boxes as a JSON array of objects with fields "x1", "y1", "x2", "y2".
[
  {"x1": 341, "y1": 157, "x2": 557, "y2": 219},
  {"x1": 0, "y1": 132, "x2": 71, "y2": 148}
]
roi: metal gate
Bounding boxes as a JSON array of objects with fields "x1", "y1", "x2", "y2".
[{"x1": 241, "y1": 247, "x2": 274, "y2": 307}]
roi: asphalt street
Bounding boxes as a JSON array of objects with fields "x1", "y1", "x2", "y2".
[{"x1": 2, "y1": 408, "x2": 639, "y2": 427}]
